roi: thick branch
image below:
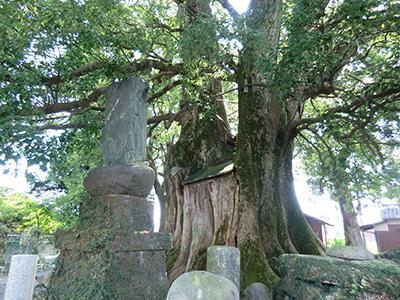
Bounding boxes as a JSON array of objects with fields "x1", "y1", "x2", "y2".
[
  {"x1": 293, "y1": 87, "x2": 400, "y2": 132},
  {"x1": 37, "y1": 123, "x2": 88, "y2": 130},
  {"x1": 148, "y1": 80, "x2": 182, "y2": 102},
  {"x1": 42, "y1": 61, "x2": 106, "y2": 86},
  {"x1": 33, "y1": 112, "x2": 178, "y2": 132},
  {"x1": 147, "y1": 113, "x2": 177, "y2": 125},
  {"x1": 38, "y1": 87, "x2": 107, "y2": 114}
]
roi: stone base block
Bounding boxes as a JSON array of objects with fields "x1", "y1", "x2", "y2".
[
  {"x1": 273, "y1": 254, "x2": 400, "y2": 300},
  {"x1": 49, "y1": 229, "x2": 171, "y2": 300},
  {"x1": 79, "y1": 194, "x2": 153, "y2": 231},
  {"x1": 49, "y1": 250, "x2": 168, "y2": 300}
]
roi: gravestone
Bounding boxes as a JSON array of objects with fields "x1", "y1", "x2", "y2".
[
  {"x1": 4, "y1": 255, "x2": 38, "y2": 300},
  {"x1": 166, "y1": 271, "x2": 239, "y2": 300},
  {"x1": 49, "y1": 77, "x2": 171, "y2": 299},
  {"x1": 207, "y1": 246, "x2": 240, "y2": 291}
]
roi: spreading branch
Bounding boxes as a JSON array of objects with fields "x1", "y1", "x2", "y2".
[
  {"x1": 40, "y1": 59, "x2": 182, "y2": 88},
  {"x1": 42, "y1": 61, "x2": 106, "y2": 86},
  {"x1": 293, "y1": 87, "x2": 400, "y2": 133},
  {"x1": 148, "y1": 80, "x2": 182, "y2": 102},
  {"x1": 37, "y1": 123, "x2": 88, "y2": 130},
  {"x1": 37, "y1": 87, "x2": 107, "y2": 114}
]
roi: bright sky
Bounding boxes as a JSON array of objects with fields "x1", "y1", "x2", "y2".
[
  {"x1": 0, "y1": 160, "x2": 30, "y2": 192},
  {"x1": 228, "y1": 0, "x2": 250, "y2": 14}
]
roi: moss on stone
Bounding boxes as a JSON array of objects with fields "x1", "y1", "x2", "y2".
[
  {"x1": 49, "y1": 249, "x2": 112, "y2": 299},
  {"x1": 274, "y1": 254, "x2": 400, "y2": 299},
  {"x1": 377, "y1": 247, "x2": 400, "y2": 265}
]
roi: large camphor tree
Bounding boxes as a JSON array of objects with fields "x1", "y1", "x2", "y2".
[{"x1": 0, "y1": 0, "x2": 399, "y2": 288}]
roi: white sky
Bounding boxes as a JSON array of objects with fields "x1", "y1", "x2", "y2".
[
  {"x1": 229, "y1": 0, "x2": 250, "y2": 14},
  {"x1": 0, "y1": 160, "x2": 31, "y2": 192}
]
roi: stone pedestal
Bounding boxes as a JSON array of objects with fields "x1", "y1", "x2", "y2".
[
  {"x1": 49, "y1": 165, "x2": 171, "y2": 299},
  {"x1": 4, "y1": 254, "x2": 38, "y2": 300},
  {"x1": 207, "y1": 246, "x2": 240, "y2": 291}
]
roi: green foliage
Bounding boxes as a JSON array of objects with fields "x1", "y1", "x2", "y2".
[
  {"x1": 0, "y1": 187, "x2": 62, "y2": 233},
  {"x1": 295, "y1": 0, "x2": 400, "y2": 207},
  {"x1": 328, "y1": 238, "x2": 345, "y2": 248}
]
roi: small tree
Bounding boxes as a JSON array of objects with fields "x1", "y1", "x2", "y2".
[{"x1": 0, "y1": 187, "x2": 62, "y2": 234}]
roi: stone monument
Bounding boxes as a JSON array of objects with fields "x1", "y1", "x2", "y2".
[
  {"x1": 4, "y1": 255, "x2": 38, "y2": 300},
  {"x1": 49, "y1": 77, "x2": 171, "y2": 299},
  {"x1": 207, "y1": 246, "x2": 240, "y2": 291}
]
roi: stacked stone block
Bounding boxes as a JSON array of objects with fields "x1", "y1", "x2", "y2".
[{"x1": 49, "y1": 78, "x2": 170, "y2": 300}]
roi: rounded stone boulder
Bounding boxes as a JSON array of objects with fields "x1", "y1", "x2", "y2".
[
  {"x1": 166, "y1": 271, "x2": 239, "y2": 300},
  {"x1": 83, "y1": 164, "x2": 154, "y2": 197}
]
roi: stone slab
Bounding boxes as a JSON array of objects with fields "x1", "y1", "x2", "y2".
[
  {"x1": 4, "y1": 255, "x2": 38, "y2": 300},
  {"x1": 244, "y1": 282, "x2": 271, "y2": 300},
  {"x1": 326, "y1": 246, "x2": 375, "y2": 260},
  {"x1": 79, "y1": 194, "x2": 153, "y2": 231},
  {"x1": 102, "y1": 77, "x2": 148, "y2": 165},
  {"x1": 83, "y1": 164, "x2": 154, "y2": 198},
  {"x1": 207, "y1": 246, "x2": 240, "y2": 291},
  {"x1": 273, "y1": 254, "x2": 400, "y2": 299}
]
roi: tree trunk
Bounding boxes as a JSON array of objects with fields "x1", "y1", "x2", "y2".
[
  {"x1": 167, "y1": 172, "x2": 239, "y2": 283},
  {"x1": 281, "y1": 141, "x2": 325, "y2": 254},
  {"x1": 164, "y1": 0, "x2": 325, "y2": 291},
  {"x1": 235, "y1": 81, "x2": 324, "y2": 289},
  {"x1": 339, "y1": 199, "x2": 364, "y2": 247},
  {"x1": 234, "y1": 0, "x2": 325, "y2": 285}
]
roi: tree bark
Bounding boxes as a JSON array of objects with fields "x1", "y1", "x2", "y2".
[
  {"x1": 167, "y1": 172, "x2": 239, "y2": 283},
  {"x1": 164, "y1": 0, "x2": 235, "y2": 280},
  {"x1": 164, "y1": 0, "x2": 325, "y2": 290},
  {"x1": 339, "y1": 199, "x2": 364, "y2": 247}
]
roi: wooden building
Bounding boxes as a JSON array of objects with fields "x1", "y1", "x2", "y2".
[
  {"x1": 360, "y1": 207, "x2": 400, "y2": 253},
  {"x1": 304, "y1": 214, "x2": 331, "y2": 246}
]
